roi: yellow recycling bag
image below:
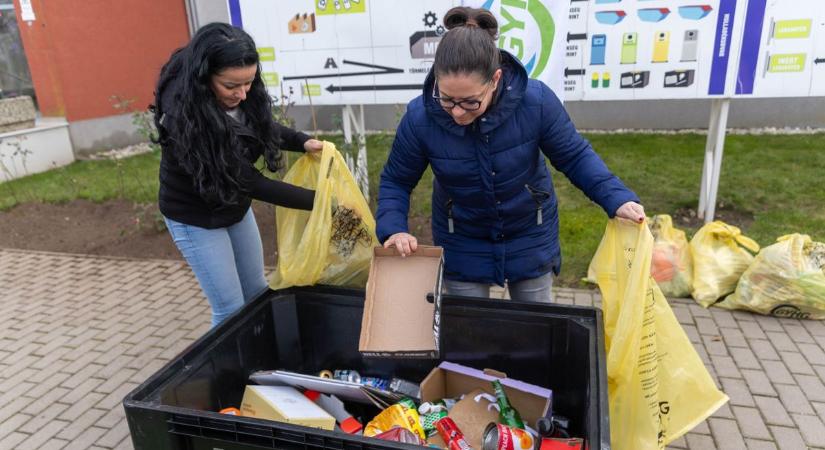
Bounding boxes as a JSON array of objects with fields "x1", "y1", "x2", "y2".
[
  {"x1": 269, "y1": 142, "x2": 378, "y2": 289},
  {"x1": 717, "y1": 234, "x2": 825, "y2": 319},
  {"x1": 590, "y1": 219, "x2": 728, "y2": 450},
  {"x1": 650, "y1": 214, "x2": 693, "y2": 298},
  {"x1": 690, "y1": 221, "x2": 760, "y2": 307}
]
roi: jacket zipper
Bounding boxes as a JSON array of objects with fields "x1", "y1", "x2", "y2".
[
  {"x1": 446, "y1": 199, "x2": 454, "y2": 233},
  {"x1": 525, "y1": 185, "x2": 550, "y2": 226}
]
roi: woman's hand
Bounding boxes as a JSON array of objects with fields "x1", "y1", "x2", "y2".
[
  {"x1": 615, "y1": 201, "x2": 645, "y2": 223},
  {"x1": 303, "y1": 139, "x2": 323, "y2": 154},
  {"x1": 384, "y1": 232, "x2": 418, "y2": 257}
]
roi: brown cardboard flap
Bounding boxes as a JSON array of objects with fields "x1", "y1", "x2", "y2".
[
  {"x1": 483, "y1": 368, "x2": 508, "y2": 378},
  {"x1": 450, "y1": 388, "x2": 500, "y2": 449},
  {"x1": 420, "y1": 364, "x2": 551, "y2": 428},
  {"x1": 359, "y1": 246, "x2": 443, "y2": 355}
]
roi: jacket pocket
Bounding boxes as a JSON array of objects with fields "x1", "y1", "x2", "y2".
[{"x1": 525, "y1": 185, "x2": 551, "y2": 225}]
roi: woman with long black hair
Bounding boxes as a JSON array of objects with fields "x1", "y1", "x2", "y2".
[{"x1": 154, "y1": 23, "x2": 322, "y2": 326}]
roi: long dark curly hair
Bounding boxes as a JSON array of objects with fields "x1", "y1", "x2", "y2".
[{"x1": 153, "y1": 23, "x2": 283, "y2": 206}]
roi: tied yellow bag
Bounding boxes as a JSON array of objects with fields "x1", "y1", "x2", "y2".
[
  {"x1": 269, "y1": 142, "x2": 378, "y2": 289},
  {"x1": 690, "y1": 221, "x2": 760, "y2": 307},
  {"x1": 650, "y1": 215, "x2": 693, "y2": 298},
  {"x1": 590, "y1": 220, "x2": 728, "y2": 450},
  {"x1": 717, "y1": 234, "x2": 825, "y2": 319}
]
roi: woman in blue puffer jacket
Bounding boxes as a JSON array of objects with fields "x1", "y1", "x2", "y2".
[{"x1": 377, "y1": 7, "x2": 644, "y2": 302}]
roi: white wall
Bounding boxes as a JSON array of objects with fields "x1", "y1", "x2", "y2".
[{"x1": 0, "y1": 119, "x2": 75, "y2": 182}]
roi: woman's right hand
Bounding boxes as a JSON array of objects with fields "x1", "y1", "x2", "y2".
[{"x1": 384, "y1": 232, "x2": 418, "y2": 257}]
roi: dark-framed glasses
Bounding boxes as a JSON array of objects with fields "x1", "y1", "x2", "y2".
[{"x1": 432, "y1": 81, "x2": 493, "y2": 111}]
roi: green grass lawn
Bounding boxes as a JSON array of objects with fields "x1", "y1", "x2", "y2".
[{"x1": 3, "y1": 133, "x2": 824, "y2": 287}]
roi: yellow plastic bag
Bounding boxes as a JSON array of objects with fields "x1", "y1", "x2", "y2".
[
  {"x1": 690, "y1": 221, "x2": 760, "y2": 307},
  {"x1": 650, "y1": 215, "x2": 693, "y2": 298},
  {"x1": 269, "y1": 142, "x2": 378, "y2": 289},
  {"x1": 590, "y1": 219, "x2": 728, "y2": 450},
  {"x1": 717, "y1": 234, "x2": 825, "y2": 319}
]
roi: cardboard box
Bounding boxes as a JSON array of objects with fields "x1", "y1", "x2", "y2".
[
  {"x1": 420, "y1": 362, "x2": 552, "y2": 430},
  {"x1": 359, "y1": 246, "x2": 444, "y2": 358},
  {"x1": 240, "y1": 385, "x2": 335, "y2": 430}
]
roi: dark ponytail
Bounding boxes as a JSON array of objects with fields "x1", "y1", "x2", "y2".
[{"x1": 434, "y1": 7, "x2": 501, "y2": 82}]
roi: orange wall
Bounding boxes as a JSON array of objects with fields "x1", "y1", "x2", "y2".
[{"x1": 14, "y1": 0, "x2": 190, "y2": 121}]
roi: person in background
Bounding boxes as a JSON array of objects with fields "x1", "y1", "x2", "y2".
[
  {"x1": 377, "y1": 7, "x2": 644, "y2": 302},
  {"x1": 153, "y1": 23, "x2": 323, "y2": 326}
]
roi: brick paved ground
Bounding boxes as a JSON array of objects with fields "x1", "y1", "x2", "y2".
[{"x1": 1, "y1": 248, "x2": 824, "y2": 449}]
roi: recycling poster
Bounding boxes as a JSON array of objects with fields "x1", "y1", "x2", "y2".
[
  {"x1": 563, "y1": 0, "x2": 825, "y2": 100},
  {"x1": 732, "y1": 0, "x2": 825, "y2": 98},
  {"x1": 229, "y1": 0, "x2": 824, "y2": 104},
  {"x1": 227, "y1": 0, "x2": 567, "y2": 105}
]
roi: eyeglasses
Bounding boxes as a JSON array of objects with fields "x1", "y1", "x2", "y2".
[{"x1": 432, "y1": 81, "x2": 494, "y2": 112}]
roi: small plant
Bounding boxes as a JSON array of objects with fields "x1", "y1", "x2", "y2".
[
  {"x1": 110, "y1": 95, "x2": 159, "y2": 152},
  {"x1": 0, "y1": 136, "x2": 34, "y2": 204},
  {"x1": 271, "y1": 83, "x2": 296, "y2": 129}
]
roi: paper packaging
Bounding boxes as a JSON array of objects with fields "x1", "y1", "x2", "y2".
[
  {"x1": 420, "y1": 362, "x2": 553, "y2": 431},
  {"x1": 427, "y1": 388, "x2": 500, "y2": 449},
  {"x1": 240, "y1": 385, "x2": 335, "y2": 430},
  {"x1": 359, "y1": 246, "x2": 444, "y2": 358}
]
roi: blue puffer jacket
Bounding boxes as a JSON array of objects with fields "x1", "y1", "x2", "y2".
[{"x1": 377, "y1": 51, "x2": 639, "y2": 285}]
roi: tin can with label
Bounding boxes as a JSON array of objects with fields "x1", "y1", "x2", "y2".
[
  {"x1": 435, "y1": 417, "x2": 473, "y2": 450},
  {"x1": 360, "y1": 376, "x2": 389, "y2": 390},
  {"x1": 482, "y1": 423, "x2": 536, "y2": 450},
  {"x1": 333, "y1": 370, "x2": 361, "y2": 384}
]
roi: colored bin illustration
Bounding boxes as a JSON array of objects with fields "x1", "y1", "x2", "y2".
[
  {"x1": 595, "y1": 10, "x2": 627, "y2": 25},
  {"x1": 638, "y1": 8, "x2": 670, "y2": 22},
  {"x1": 678, "y1": 5, "x2": 713, "y2": 20}
]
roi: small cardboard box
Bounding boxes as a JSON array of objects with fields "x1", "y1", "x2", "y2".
[
  {"x1": 359, "y1": 246, "x2": 444, "y2": 358},
  {"x1": 420, "y1": 362, "x2": 552, "y2": 430},
  {"x1": 240, "y1": 385, "x2": 335, "y2": 430}
]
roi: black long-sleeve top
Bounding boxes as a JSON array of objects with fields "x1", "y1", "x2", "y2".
[{"x1": 157, "y1": 101, "x2": 314, "y2": 229}]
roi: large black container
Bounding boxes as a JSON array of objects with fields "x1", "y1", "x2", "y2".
[{"x1": 124, "y1": 286, "x2": 609, "y2": 449}]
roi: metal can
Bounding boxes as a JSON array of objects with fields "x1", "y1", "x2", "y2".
[
  {"x1": 435, "y1": 417, "x2": 473, "y2": 450},
  {"x1": 360, "y1": 376, "x2": 389, "y2": 390},
  {"x1": 333, "y1": 370, "x2": 361, "y2": 384},
  {"x1": 482, "y1": 423, "x2": 536, "y2": 450}
]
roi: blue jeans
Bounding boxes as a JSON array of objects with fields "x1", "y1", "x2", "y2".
[
  {"x1": 442, "y1": 272, "x2": 554, "y2": 303},
  {"x1": 164, "y1": 208, "x2": 268, "y2": 327}
]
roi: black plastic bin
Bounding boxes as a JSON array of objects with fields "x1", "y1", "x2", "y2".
[{"x1": 124, "y1": 286, "x2": 609, "y2": 449}]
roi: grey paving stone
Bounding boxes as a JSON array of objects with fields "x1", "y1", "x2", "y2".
[
  {"x1": 791, "y1": 413, "x2": 825, "y2": 448},
  {"x1": 749, "y1": 339, "x2": 781, "y2": 361},
  {"x1": 793, "y1": 374, "x2": 825, "y2": 403},
  {"x1": 732, "y1": 406, "x2": 772, "y2": 440},
  {"x1": 745, "y1": 438, "x2": 778, "y2": 450},
  {"x1": 709, "y1": 417, "x2": 746, "y2": 449},
  {"x1": 721, "y1": 327, "x2": 748, "y2": 348},
  {"x1": 762, "y1": 360, "x2": 796, "y2": 385},
  {"x1": 776, "y1": 384, "x2": 815, "y2": 415},
  {"x1": 710, "y1": 354, "x2": 742, "y2": 379},
  {"x1": 731, "y1": 347, "x2": 762, "y2": 370},
  {"x1": 765, "y1": 331, "x2": 798, "y2": 352},
  {"x1": 784, "y1": 325, "x2": 815, "y2": 344},
  {"x1": 685, "y1": 432, "x2": 717, "y2": 450},
  {"x1": 797, "y1": 342, "x2": 825, "y2": 366},
  {"x1": 720, "y1": 377, "x2": 755, "y2": 407},
  {"x1": 741, "y1": 369, "x2": 777, "y2": 397},
  {"x1": 769, "y1": 426, "x2": 807, "y2": 450},
  {"x1": 754, "y1": 395, "x2": 796, "y2": 427},
  {"x1": 780, "y1": 351, "x2": 815, "y2": 376}
]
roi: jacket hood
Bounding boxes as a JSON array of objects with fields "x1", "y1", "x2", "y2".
[{"x1": 423, "y1": 50, "x2": 528, "y2": 136}]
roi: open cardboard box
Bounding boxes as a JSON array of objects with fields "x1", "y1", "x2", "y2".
[
  {"x1": 420, "y1": 362, "x2": 553, "y2": 447},
  {"x1": 359, "y1": 246, "x2": 444, "y2": 358}
]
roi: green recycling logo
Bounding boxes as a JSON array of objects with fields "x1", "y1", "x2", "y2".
[{"x1": 481, "y1": 0, "x2": 555, "y2": 79}]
